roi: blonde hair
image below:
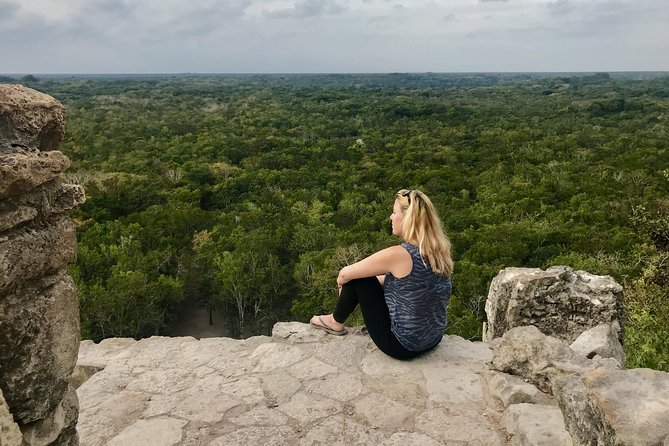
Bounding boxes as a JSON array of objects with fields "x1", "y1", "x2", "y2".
[{"x1": 396, "y1": 189, "x2": 454, "y2": 276}]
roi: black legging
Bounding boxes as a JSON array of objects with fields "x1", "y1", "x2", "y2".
[{"x1": 333, "y1": 277, "x2": 440, "y2": 360}]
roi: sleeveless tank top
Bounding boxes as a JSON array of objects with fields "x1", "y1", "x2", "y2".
[{"x1": 384, "y1": 242, "x2": 452, "y2": 351}]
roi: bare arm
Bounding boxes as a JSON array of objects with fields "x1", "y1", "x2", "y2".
[{"x1": 337, "y1": 245, "x2": 412, "y2": 287}]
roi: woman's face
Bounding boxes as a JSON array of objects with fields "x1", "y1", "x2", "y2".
[{"x1": 390, "y1": 200, "x2": 404, "y2": 236}]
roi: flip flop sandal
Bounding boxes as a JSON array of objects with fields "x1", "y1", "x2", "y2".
[{"x1": 310, "y1": 316, "x2": 347, "y2": 336}]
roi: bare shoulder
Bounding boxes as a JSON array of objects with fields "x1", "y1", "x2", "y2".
[
  {"x1": 375, "y1": 245, "x2": 411, "y2": 259},
  {"x1": 377, "y1": 245, "x2": 412, "y2": 278}
]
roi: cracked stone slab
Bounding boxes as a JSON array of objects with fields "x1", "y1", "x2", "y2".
[
  {"x1": 277, "y1": 391, "x2": 340, "y2": 425},
  {"x1": 366, "y1": 377, "x2": 428, "y2": 409},
  {"x1": 361, "y1": 350, "x2": 413, "y2": 378},
  {"x1": 76, "y1": 324, "x2": 519, "y2": 446},
  {"x1": 422, "y1": 362, "x2": 487, "y2": 407},
  {"x1": 383, "y1": 432, "x2": 442, "y2": 446},
  {"x1": 300, "y1": 414, "x2": 386, "y2": 446},
  {"x1": 416, "y1": 407, "x2": 505, "y2": 446},
  {"x1": 481, "y1": 369, "x2": 553, "y2": 410},
  {"x1": 353, "y1": 393, "x2": 416, "y2": 430},
  {"x1": 288, "y1": 356, "x2": 339, "y2": 381},
  {"x1": 504, "y1": 403, "x2": 573, "y2": 446},
  {"x1": 209, "y1": 426, "x2": 299, "y2": 446},
  {"x1": 260, "y1": 372, "x2": 302, "y2": 406},
  {"x1": 305, "y1": 372, "x2": 365, "y2": 402},
  {"x1": 107, "y1": 417, "x2": 187, "y2": 446},
  {"x1": 229, "y1": 406, "x2": 289, "y2": 426},
  {"x1": 250, "y1": 343, "x2": 309, "y2": 373}
]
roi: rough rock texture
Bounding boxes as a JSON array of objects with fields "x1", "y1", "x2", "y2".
[
  {"x1": 0, "y1": 180, "x2": 84, "y2": 233},
  {"x1": 0, "y1": 217, "x2": 77, "y2": 295},
  {"x1": 0, "y1": 149, "x2": 71, "y2": 200},
  {"x1": 492, "y1": 325, "x2": 596, "y2": 393},
  {"x1": 480, "y1": 370, "x2": 553, "y2": 410},
  {"x1": 1, "y1": 273, "x2": 80, "y2": 422},
  {"x1": 1, "y1": 389, "x2": 22, "y2": 446},
  {"x1": 492, "y1": 326, "x2": 669, "y2": 446},
  {"x1": 570, "y1": 322, "x2": 626, "y2": 368},
  {"x1": 0, "y1": 84, "x2": 65, "y2": 153},
  {"x1": 556, "y1": 368, "x2": 669, "y2": 446},
  {"x1": 483, "y1": 266, "x2": 624, "y2": 344},
  {"x1": 76, "y1": 323, "x2": 515, "y2": 446},
  {"x1": 0, "y1": 84, "x2": 83, "y2": 445},
  {"x1": 503, "y1": 403, "x2": 572, "y2": 446},
  {"x1": 20, "y1": 385, "x2": 79, "y2": 446}
]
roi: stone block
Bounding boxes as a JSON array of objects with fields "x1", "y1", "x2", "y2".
[
  {"x1": 260, "y1": 372, "x2": 301, "y2": 406},
  {"x1": 0, "y1": 202, "x2": 37, "y2": 233},
  {"x1": 415, "y1": 407, "x2": 504, "y2": 446},
  {"x1": 0, "y1": 273, "x2": 80, "y2": 423},
  {"x1": 570, "y1": 322, "x2": 625, "y2": 368},
  {"x1": 107, "y1": 417, "x2": 187, "y2": 446},
  {"x1": 484, "y1": 266, "x2": 623, "y2": 343},
  {"x1": 0, "y1": 150, "x2": 71, "y2": 199},
  {"x1": 20, "y1": 384, "x2": 79, "y2": 446},
  {"x1": 1, "y1": 389, "x2": 23, "y2": 446},
  {"x1": 492, "y1": 325, "x2": 596, "y2": 393},
  {"x1": 503, "y1": 403, "x2": 572, "y2": 446},
  {"x1": 556, "y1": 368, "x2": 669, "y2": 446},
  {"x1": 0, "y1": 84, "x2": 65, "y2": 153},
  {"x1": 250, "y1": 343, "x2": 309, "y2": 373},
  {"x1": 481, "y1": 370, "x2": 553, "y2": 410},
  {"x1": 353, "y1": 393, "x2": 416, "y2": 430},
  {"x1": 0, "y1": 216, "x2": 76, "y2": 295}
]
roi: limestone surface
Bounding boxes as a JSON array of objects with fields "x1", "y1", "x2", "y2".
[
  {"x1": 0, "y1": 272, "x2": 80, "y2": 423},
  {"x1": 1, "y1": 389, "x2": 22, "y2": 446},
  {"x1": 0, "y1": 84, "x2": 82, "y2": 445},
  {"x1": 569, "y1": 322, "x2": 625, "y2": 368},
  {"x1": 480, "y1": 370, "x2": 553, "y2": 410},
  {"x1": 483, "y1": 266, "x2": 623, "y2": 344},
  {"x1": 0, "y1": 149, "x2": 71, "y2": 200},
  {"x1": 493, "y1": 325, "x2": 669, "y2": 446},
  {"x1": 492, "y1": 325, "x2": 596, "y2": 393},
  {"x1": 557, "y1": 368, "x2": 669, "y2": 446},
  {"x1": 76, "y1": 323, "x2": 514, "y2": 446},
  {"x1": 0, "y1": 84, "x2": 65, "y2": 153},
  {"x1": 503, "y1": 403, "x2": 572, "y2": 446},
  {"x1": 0, "y1": 216, "x2": 77, "y2": 295}
]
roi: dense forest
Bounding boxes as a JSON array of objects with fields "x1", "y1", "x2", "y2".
[{"x1": 7, "y1": 72, "x2": 668, "y2": 371}]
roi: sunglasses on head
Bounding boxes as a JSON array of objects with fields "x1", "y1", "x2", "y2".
[{"x1": 397, "y1": 189, "x2": 412, "y2": 204}]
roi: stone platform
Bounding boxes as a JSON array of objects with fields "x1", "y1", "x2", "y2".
[{"x1": 75, "y1": 323, "x2": 571, "y2": 446}]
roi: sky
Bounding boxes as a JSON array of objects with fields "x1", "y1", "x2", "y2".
[{"x1": 1, "y1": 0, "x2": 667, "y2": 74}]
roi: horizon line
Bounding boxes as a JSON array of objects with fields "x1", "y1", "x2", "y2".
[{"x1": 3, "y1": 70, "x2": 669, "y2": 76}]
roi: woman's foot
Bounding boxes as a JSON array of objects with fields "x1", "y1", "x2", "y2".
[{"x1": 310, "y1": 314, "x2": 347, "y2": 336}]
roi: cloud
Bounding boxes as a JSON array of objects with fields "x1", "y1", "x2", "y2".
[
  {"x1": 0, "y1": 0, "x2": 20, "y2": 20},
  {"x1": 547, "y1": 0, "x2": 572, "y2": 16},
  {"x1": 1, "y1": 0, "x2": 667, "y2": 73},
  {"x1": 263, "y1": 0, "x2": 345, "y2": 19},
  {"x1": 92, "y1": 0, "x2": 136, "y2": 17},
  {"x1": 1, "y1": 0, "x2": 252, "y2": 39}
]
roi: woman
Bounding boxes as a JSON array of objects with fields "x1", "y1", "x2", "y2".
[{"x1": 310, "y1": 189, "x2": 453, "y2": 360}]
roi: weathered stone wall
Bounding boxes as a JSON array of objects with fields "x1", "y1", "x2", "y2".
[{"x1": 0, "y1": 84, "x2": 85, "y2": 446}]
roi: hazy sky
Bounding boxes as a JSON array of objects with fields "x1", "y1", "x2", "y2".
[{"x1": 1, "y1": 0, "x2": 667, "y2": 73}]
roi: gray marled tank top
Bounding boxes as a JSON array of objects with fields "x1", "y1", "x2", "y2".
[{"x1": 384, "y1": 242, "x2": 452, "y2": 351}]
